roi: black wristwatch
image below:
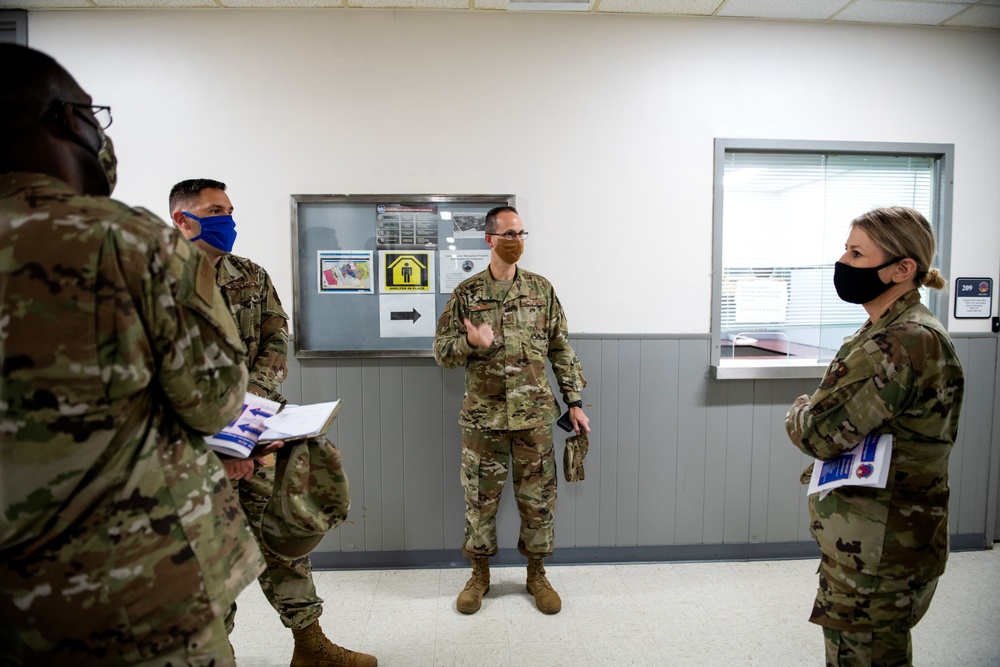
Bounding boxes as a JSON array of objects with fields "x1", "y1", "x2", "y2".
[{"x1": 566, "y1": 400, "x2": 583, "y2": 409}]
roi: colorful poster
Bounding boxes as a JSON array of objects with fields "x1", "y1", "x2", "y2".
[{"x1": 318, "y1": 251, "x2": 374, "y2": 294}]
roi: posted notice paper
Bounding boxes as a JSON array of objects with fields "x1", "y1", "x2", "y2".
[{"x1": 808, "y1": 433, "x2": 893, "y2": 500}]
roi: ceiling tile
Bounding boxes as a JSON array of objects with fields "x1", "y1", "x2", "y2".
[
  {"x1": 943, "y1": 4, "x2": 1000, "y2": 27},
  {"x1": 718, "y1": 0, "x2": 849, "y2": 20},
  {"x1": 222, "y1": 0, "x2": 345, "y2": 6},
  {"x1": 596, "y1": 0, "x2": 721, "y2": 15},
  {"x1": 509, "y1": 0, "x2": 591, "y2": 9},
  {"x1": 834, "y1": 0, "x2": 972, "y2": 25},
  {"x1": 348, "y1": 0, "x2": 467, "y2": 7},
  {"x1": 91, "y1": 0, "x2": 216, "y2": 6},
  {"x1": 0, "y1": 0, "x2": 92, "y2": 6}
]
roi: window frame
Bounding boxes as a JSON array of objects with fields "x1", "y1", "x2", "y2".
[{"x1": 710, "y1": 138, "x2": 955, "y2": 380}]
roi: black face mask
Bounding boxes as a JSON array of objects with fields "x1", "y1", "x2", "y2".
[{"x1": 833, "y1": 258, "x2": 901, "y2": 304}]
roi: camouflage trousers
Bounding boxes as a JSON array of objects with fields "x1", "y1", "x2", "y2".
[
  {"x1": 224, "y1": 461, "x2": 325, "y2": 632},
  {"x1": 460, "y1": 425, "x2": 557, "y2": 559},
  {"x1": 812, "y1": 554, "x2": 938, "y2": 667}
]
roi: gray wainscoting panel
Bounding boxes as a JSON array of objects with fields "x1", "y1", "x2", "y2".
[
  {"x1": 378, "y1": 363, "x2": 405, "y2": 552},
  {"x1": 637, "y1": 339, "x2": 678, "y2": 546},
  {"x1": 615, "y1": 340, "x2": 642, "y2": 547},
  {"x1": 676, "y1": 340, "x2": 709, "y2": 544},
  {"x1": 950, "y1": 337, "x2": 997, "y2": 536},
  {"x1": 719, "y1": 379, "x2": 754, "y2": 544},
  {"x1": 285, "y1": 332, "x2": 997, "y2": 567},
  {"x1": 597, "y1": 339, "x2": 619, "y2": 547},
  {"x1": 361, "y1": 360, "x2": 384, "y2": 552},
  {"x1": 569, "y1": 339, "x2": 602, "y2": 547}
]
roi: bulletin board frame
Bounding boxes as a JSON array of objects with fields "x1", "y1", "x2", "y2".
[{"x1": 290, "y1": 194, "x2": 515, "y2": 358}]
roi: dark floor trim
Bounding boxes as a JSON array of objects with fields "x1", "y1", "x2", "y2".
[
  {"x1": 310, "y1": 535, "x2": 986, "y2": 570},
  {"x1": 951, "y1": 532, "x2": 988, "y2": 550}
]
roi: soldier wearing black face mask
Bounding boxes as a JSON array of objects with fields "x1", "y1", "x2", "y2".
[
  {"x1": 833, "y1": 255, "x2": 905, "y2": 304},
  {"x1": 67, "y1": 100, "x2": 118, "y2": 195},
  {"x1": 786, "y1": 206, "x2": 965, "y2": 667},
  {"x1": 0, "y1": 44, "x2": 264, "y2": 665}
]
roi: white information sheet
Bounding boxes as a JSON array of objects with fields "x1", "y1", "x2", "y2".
[
  {"x1": 439, "y1": 249, "x2": 491, "y2": 293},
  {"x1": 808, "y1": 433, "x2": 893, "y2": 500},
  {"x1": 379, "y1": 294, "x2": 437, "y2": 338}
]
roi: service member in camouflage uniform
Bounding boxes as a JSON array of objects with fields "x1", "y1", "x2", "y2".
[
  {"x1": 434, "y1": 205, "x2": 589, "y2": 615},
  {"x1": 785, "y1": 206, "x2": 964, "y2": 667},
  {"x1": 169, "y1": 179, "x2": 376, "y2": 667},
  {"x1": 0, "y1": 45, "x2": 264, "y2": 666}
]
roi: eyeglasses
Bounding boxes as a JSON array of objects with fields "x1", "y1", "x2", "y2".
[
  {"x1": 487, "y1": 231, "x2": 529, "y2": 241},
  {"x1": 61, "y1": 101, "x2": 113, "y2": 130}
]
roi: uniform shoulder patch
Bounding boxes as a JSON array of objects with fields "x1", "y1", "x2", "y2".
[
  {"x1": 194, "y1": 251, "x2": 217, "y2": 305},
  {"x1": 819, "y1": 360, "x2": 849, "y2": 390}
]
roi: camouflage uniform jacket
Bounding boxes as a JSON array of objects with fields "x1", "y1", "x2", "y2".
[
  {"x1": 217, "y1": 254, "x2": 289, "y2": 402},
  {"x1": 786, "y1": 290, "x2": 964, "y2": 582},
  {"x1": 434, "y1": 267, "x2": 585, "y2": 431},
  {"x1": 0, "y1": 173, "x2": 263, "y2": 661}
]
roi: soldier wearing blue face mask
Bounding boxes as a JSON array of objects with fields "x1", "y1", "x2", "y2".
[
  {"x1": 171, "y1": 182, "x2": 239, "y2": 259},
  {"x1": 182, "y1": 209, "x2": 238, "y2": 253},
  {"x1": 169, "y1": 179, "x2": 376, "y2": 667}
]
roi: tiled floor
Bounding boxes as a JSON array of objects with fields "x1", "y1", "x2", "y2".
[{"x1": 230, "y1": 548, "x2": 1000, "y2": 666}]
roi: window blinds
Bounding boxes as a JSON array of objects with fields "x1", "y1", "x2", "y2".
[{"x1": 721, "y1": 151, "x2": 934, "y2": 333}]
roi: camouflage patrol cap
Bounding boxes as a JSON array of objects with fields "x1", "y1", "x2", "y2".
[
  {"x1": 259, "y1": 437, "x2": 350, "y2": 559},
  {"x1": 563, "y1": 432, "x2": 589, "y2": 482}
]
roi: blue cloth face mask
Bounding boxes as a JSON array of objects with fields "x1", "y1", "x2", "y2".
[{"x1": 183, "y1": 212, "x2": 237, "y2": 253}]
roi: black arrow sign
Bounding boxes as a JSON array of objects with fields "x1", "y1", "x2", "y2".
[{"x1": 390, "y1": 308, "x2": 422, "y2": 323}]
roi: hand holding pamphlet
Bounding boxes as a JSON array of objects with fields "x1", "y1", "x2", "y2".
[
  {"x1": 205, "y1": 392, "x2": 342, "y2": 459},
  {"x1": 808, "y1": 433, "x2": 893, "y2": 500}
]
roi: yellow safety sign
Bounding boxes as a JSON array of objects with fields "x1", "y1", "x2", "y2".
[{"x1": 384, "y1": 253, "x2": 430, "y2": 292}]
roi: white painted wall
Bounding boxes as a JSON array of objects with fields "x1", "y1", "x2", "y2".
[{"x1": 27, "y1": 10, "x2": 1000, "y2": 334}]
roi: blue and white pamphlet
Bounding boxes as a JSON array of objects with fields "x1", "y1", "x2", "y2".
[
  {"x1": 205, "y1": 392, "x2": 342, "y2": 458},
  {"x1": 807, "y1": 433, "x2": 893, "y2": 500},
  {"x1": 205, "y1": 392, "x2": 282, "y2": 459}
]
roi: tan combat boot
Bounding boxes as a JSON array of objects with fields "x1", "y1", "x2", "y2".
[
  {"x1": 456, "y1": 555, "x2": 491, "y2": 614},
  {"x1": 290, "y1": 621, "x2": 377, "y2": 667},
  {"x1": 526, "y1": 557, "x2": 562, "y2": 614}
]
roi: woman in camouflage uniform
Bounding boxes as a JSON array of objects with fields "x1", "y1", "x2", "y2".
[{"x1": 786, "y1": 206, "x2": 965, "y2": 667}]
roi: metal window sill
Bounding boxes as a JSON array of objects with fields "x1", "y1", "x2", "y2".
[{"x1": 711, "y1": 360, "x2": 827, "y2": 380}]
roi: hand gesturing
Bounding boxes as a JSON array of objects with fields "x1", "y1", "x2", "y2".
[{"x1": 463, "y1": 318, "x2": 494, "y2": 349}]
